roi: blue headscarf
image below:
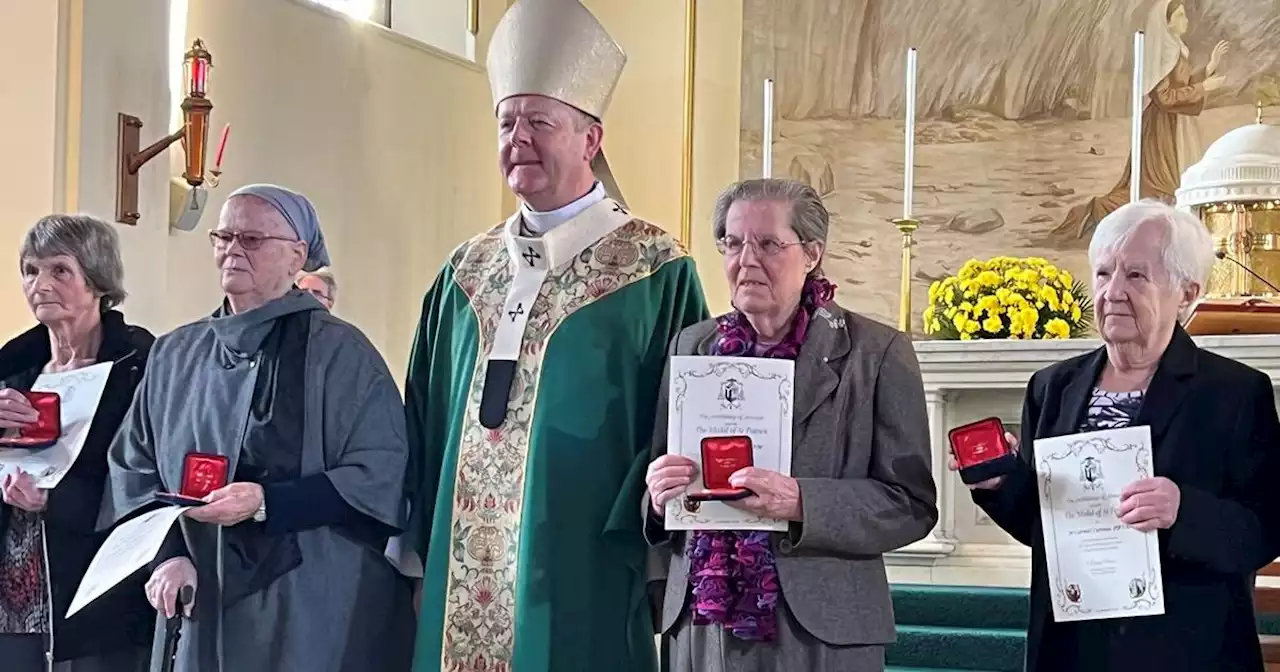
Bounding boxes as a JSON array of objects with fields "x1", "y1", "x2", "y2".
[{"x1": 228, "y1": 183, "x2": 331, "y2": 272}]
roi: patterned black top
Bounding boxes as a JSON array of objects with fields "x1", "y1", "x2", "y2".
[{"x1": 1080, "y1": 388, "x2": 1144, "y2": 431}]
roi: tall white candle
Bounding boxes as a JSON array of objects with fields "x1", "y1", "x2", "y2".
[
  {"x1": 1131, "y1": 31, "x2": 1145, "y2": 203},
  {"x1": 763, "y1": 78, "x2": 774, "y2": 178},
  {"x1": 904, "y1": 48, "x2": 918, "y2": 220}
]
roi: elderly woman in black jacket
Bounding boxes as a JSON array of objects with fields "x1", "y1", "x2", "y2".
[
  {"x1": 953, "y1": 199, "x2": 1280, "y2": 671},
  {"x1": 0, "y1": 214, "x2": 154, "y2": 671}
]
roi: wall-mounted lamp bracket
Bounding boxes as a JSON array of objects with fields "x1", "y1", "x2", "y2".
[
  {"x1": 115, "y1": 114, "x2": 184, "y2": 225},
  {"x1": 115, "y1": 38, "x2": 216, "y2": 226}
]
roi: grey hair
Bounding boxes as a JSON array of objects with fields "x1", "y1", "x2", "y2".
[
  {"x1": 711, "y1": 178, "x2": 829, "y2": 275},
  {"x1": 19, "y1": 214, "x2": 127, "y2": 311},
  {"x1": 1087, "y1": 199, "x2": 1215, "y2": 323},
  {"x1": 298, "y1": 268, "x2": 337, "y2": 299}
]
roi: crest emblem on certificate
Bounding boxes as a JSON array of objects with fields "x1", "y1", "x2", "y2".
[
  {"x1": 719, "y1": 378, "x2": 745, "y2": 409},
  {"x1": 1065, "y1": 583, "x2": 1081, "y2": 603},
  {"x1": 1128, "y1": 577, "x2": 1147, "y2": 598},
  {"x1": 1079, "y1": 456, "x2": 1103, "y2": 491}
]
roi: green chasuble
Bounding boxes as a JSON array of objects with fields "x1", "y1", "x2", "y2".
[{"x1": 404, "y1": 196, "x2": 709, "y2": 672}]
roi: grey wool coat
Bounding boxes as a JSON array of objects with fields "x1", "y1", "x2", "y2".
[
  {"x1": 100, "y1": 291, "x2": 414, "y2": 672},
  {"x1": 644, "y1": 303, "x2": 939, "y2": 660}
]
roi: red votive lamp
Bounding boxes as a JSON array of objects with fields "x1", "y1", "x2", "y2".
[{"x1": 184, "y1": 39, "x2": 212, "y2": 97}]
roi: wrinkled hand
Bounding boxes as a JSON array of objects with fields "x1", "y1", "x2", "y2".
[
  {"x1": 1, "y1": 470, "x2": 47, "y2": 512},
  {"x1": 646, "y1": 454, "x2": 698, "y2": 515},
  {"x1": 947, "y1": 431, "x2": 1019, "y2": 491},
  {"x1": 725, "y1": 467, "x2": 803, "y2": 521},
  {"x1": 146, "y1": 557, "x2": 197, "y2": 618},
  {"x1": 0, "y1": 389, "x2": 38, "y2": 430},
  {"x1": 183, "y1": 483, "x2": 263, "y2": 526},
  {"x1": 1119, "y1": 477, "x2": 1180, "y2": 531},
  {"x1": 1203, "y1": 75, "x2": 1227, "y2": 93},
  {"x1": 1207, "y1": 40, "x2": 1229, "y2": 75}
]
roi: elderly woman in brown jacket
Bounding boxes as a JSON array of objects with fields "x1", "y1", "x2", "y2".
[{"x1": 643, "y1": 178, "x2": 938, "y2": 671}]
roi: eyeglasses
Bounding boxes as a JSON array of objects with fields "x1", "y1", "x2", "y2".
[
  {"x1": 208, "y1": 230, "x2": 296, "y2": 251},
  {"x1": 715, "y1": 235, "x2": 804, "y2": 257}
]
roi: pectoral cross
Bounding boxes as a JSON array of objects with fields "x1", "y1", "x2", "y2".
[
  {"x1": 508, "y1": 303, "x2": 525, "y2": 322},
  {"x1": 522, "y1": 246, "x2": 542, "y2": 267}
]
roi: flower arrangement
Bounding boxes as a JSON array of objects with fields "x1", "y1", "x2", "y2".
[{"x1": 922, "y1": 256, "x2": 1093, "y2": 340}]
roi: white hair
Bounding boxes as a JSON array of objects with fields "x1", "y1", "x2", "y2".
[{"x1": 1087, "y1": 199, "x2": 1214, "y2": 322}]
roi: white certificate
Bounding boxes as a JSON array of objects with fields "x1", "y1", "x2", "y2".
[
  {"x1": 67, "y1": 505, "x2": 186, "y2": 618},
  {"x1": 664, "y1": 356, "x2": 794, "y2": 532},
  {"x1": 0, "y1": 361, "x2": 113, "y2": 488},
  {"x1": 1035, "y1": 425, "x2": 1164, "y2": 622}
]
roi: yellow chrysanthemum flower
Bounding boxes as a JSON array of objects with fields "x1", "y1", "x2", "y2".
[{"x1": 1045, "y1": 318, "x2": 1071, "y2": 339}]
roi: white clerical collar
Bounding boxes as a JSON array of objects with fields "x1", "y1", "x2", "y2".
[{"x1": 519, "y1": 182, "x2": 606, "y2": 235}]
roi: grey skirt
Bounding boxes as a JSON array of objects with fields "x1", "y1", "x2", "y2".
[{"x1": 664, "y1": 600, "x2": 885, "y2": 672}]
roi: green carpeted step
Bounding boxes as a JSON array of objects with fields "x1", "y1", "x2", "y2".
[
  {"x1": 886, "y1": 667, "x2": 1001, "y2": 672},
  {"x1": 891, "y1": 582, "x2": 1280, "y2": 636},
  {"x1": 886, "y1": 624, "x2": 1025, "y2": 672},
  {"x1": 891, "y1": 584, "x2": 1029, "y2": 630}
]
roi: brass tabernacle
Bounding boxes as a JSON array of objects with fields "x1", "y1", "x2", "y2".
[
  {"x1": 115, "y1": 39, "x2": 215, "y2": 225},
  {"x1": 1176, "y1": 102, "x2": 1280, "y2": 334}
]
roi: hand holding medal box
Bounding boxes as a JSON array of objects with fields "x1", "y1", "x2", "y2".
[
  {"x1": 686, "y1": 435, "x2": 754, "y2": 502},
  {"x1": 664, "y1": 355, "x2": 794, "y2": 532},
  {"x1": 154, "y1": 453, "x2": 229, "y2": 507},
  {"x1": 948, "y1": 416, "x2": 1019, "y2": 485},
  {"x1": 0, "y1": 391, "x2": 62, "y2": 449}
]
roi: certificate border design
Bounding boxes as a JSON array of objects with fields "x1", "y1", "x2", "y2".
[
  {"x1": 1038, "y1": 433, "x2": 1163, "y2": 620},
  {"x1": 668, "y1": 358, "x2": 792, "y2": 529}
]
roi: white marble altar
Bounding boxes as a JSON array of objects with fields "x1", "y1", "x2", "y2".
[{"x1": 886, "y1": 333, "x2": 1280, "y2": 587}]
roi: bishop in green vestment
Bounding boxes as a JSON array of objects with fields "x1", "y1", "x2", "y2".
[{"x1": 394, "y1": 1, "x2": 709, "y2": 670}]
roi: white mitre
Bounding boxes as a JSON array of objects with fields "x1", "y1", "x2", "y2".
[{"x1": 486, "y1": 0, "x2": 629, "y2": 207}]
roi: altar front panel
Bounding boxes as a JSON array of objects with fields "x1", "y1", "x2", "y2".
[{"x1": 888, "y1": 334, "x2": 1280, "y2": 588}]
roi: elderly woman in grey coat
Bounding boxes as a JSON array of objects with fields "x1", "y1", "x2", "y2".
[
  {"x1": 643, "y1": 178, "x2": 938, "y2": 671},
  {"x1": 101, "y1": 184, "x2": 415, "y2": 671}
]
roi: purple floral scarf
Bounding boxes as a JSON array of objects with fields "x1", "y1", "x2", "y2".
[{"x1": 686, "y1": 276, "x2": 836, "y2": 642}]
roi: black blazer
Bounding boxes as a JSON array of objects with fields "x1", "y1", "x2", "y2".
[
  {"x1": 974, "y1": 326, "x2": 1280, "y2": 672},
  {"x1": 0, "y1": 310, "x2": 155, "y2": 661}
]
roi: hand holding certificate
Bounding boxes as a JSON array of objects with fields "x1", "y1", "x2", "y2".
[
  {"x1": 660, "y1": 356, "x2": 795, "y2": 531},
  {"x1": 1035, "y1": 426, "x2": 1165, "y2": 622},
  {"x1": 68, "y1": 505, "x2": 187, "y2": 618}
]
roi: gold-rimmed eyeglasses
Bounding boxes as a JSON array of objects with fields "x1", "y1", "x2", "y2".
[{"x1": 715, "y1": 235, "x2": 804, "y2": 257}]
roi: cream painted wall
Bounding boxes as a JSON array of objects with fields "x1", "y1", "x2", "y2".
[
  {"x1": 54, "y1": 0, "x2": 507, "y2": 378},
  {"x1": 2, "y1": 0, "x2": 741, "y2": 373},
  {"x1": 0, "y1": 1, "x2": 71, "y2": 338},
  {"x1": 582, "y1": 0, "x2": 739, "y2": 314},
  {"x1": 170, "y1": 0, "x2": 505, "y2": 375}
]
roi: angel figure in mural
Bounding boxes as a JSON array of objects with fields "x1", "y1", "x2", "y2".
[{"x1": 1052, "y1": 0, "x2": 1227, "y2": 242}]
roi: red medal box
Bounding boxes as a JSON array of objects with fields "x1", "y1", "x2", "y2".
[
  {"x1": 948, "y1": 417, "x2": 1018, "y2": 485},
  {"x1": 686, "y1": 435, "x2": 754, "y2": 502},
  {"x1": 0, "y1": 391, "x2": 61, "y2": 449},
  {"x1": 180, "y1": 453, "x2": 229, "y2": 499}
]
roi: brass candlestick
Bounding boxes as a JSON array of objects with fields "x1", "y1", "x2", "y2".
[{"x1": 892, "y1": 217, "x2": 920, "y2": 333}]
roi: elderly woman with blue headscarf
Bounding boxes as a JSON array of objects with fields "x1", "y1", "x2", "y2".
[{"x1": 101, "y1": 184, "x2": 415, "y2": 671}]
